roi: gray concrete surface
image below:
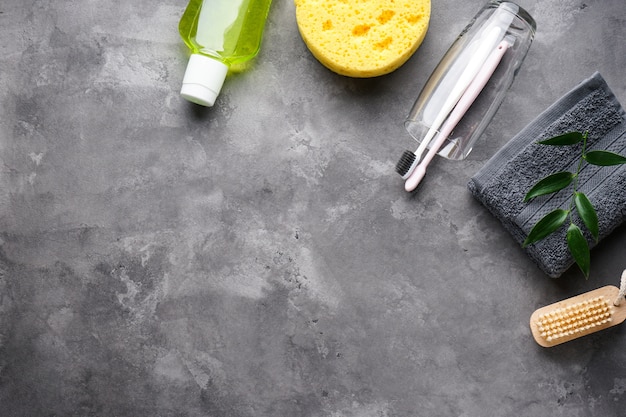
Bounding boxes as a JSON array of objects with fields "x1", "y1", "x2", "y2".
[{"x1": 1, "y1": 0, "x2": 625, "y2": 416}]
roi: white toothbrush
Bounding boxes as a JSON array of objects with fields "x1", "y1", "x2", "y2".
[{"x1": 404, "y1": 36, "x2": 514, "y2": 192}]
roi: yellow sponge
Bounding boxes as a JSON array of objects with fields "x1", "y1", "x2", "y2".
[{"x1": 295, "y1": 0, "x2": 431, "y2": 78}]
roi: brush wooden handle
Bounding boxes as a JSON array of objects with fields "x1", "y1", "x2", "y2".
[{"x1": 530, "y1": 286, "x2": 626, "y2": 347}]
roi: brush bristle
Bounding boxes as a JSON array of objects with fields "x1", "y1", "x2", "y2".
[
  {"x1": 395, "y1": 150, "x2": 417, "y2": 178},
  {"x1": 535, "y1": 296, "x2": 612, "y2": 343}
]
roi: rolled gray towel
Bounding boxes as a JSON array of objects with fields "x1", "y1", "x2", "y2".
[{"x1": 468, "y1": 72, "x2": 626, "y2": 278}]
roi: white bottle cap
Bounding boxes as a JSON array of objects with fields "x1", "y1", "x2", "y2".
[{"x1": 180, "y1": 53, "x2": 229, "y2": 107}]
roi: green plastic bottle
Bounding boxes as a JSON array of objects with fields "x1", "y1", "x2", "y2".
[{"x1": 179, "y1": 0, "x2": 273, "y2": 107}]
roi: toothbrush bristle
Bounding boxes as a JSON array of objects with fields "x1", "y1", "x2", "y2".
[{"x1": 395, "y1": 150, "x2": 417, "y2": 178}]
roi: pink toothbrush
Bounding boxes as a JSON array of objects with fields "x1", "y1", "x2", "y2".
[{"x1": 404, "y1": 36, "x2": 514, "y2": 192}]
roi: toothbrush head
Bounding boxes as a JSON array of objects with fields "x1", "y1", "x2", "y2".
[
  {"x1": 530, "y1": 286, "x2": 626, "y2": 347},
  {"x1": 395, "y1": 150, "x2": 419, "y2": 179}
]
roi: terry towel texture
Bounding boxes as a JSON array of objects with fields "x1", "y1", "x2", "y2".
[{"x1": 468, "y1": 72, "x2": 626, "y2": 278}]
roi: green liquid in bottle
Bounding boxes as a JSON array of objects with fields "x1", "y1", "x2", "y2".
[{"x1": 179, "y1": 0, "x2": 272, "y2": 106}]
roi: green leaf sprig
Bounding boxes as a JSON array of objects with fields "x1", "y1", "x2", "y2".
[{"x1": 522, "y1": 131, "x2": 626, "y2": 278}]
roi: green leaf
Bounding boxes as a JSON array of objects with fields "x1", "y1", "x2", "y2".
[
  {"x1": 524, "y1": 172, "x2": 575, "y2": 202},
  {"x1": 537, "y1": 132, "x2": 584, "y2": 146},
  {"x1": 566, "y1": 223, "x2": 590, "y2": 279},
  {"x1": 584, "y1": 150, "x2": 626, "y2": 166},
  {"x1": 522, "y1": 209, "x2": 569, "y2": 247},
  {"x1": 574, "y1": 192, "x2": 599, "y2": 241}
]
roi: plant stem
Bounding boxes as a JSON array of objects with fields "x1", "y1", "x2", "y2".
[{"x1": 568, "y1": 131, "x2": 588, "y2": 224}]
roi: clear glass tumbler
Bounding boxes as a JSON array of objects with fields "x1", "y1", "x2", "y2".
[{"x1": 404, "y1": 0, "x2": 536, "y2": 161}]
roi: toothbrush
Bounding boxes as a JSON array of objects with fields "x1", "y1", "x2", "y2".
[
  {"x1": 530, "y1": 282, "x2": 626, "y2": 348},
  {"x1": 396, "y1": 5, "x2": 514, "y2": 180},
  {"x1": 404, "y1": 36, "x2": 513, "y2": 192}
]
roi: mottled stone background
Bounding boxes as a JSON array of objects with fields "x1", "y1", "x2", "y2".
[{"x1": 1, "y1": 0, "x2": 625, "y2": 416}]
